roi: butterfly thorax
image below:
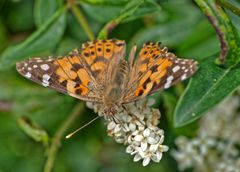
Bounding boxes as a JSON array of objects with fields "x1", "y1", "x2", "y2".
[{"x1": 102, "y1": 60, "x2": 129, "y2": 116}]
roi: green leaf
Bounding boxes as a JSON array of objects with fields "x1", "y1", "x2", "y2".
[
  {"x1": 115, "y1": 0, "x2": 154, "y2": 23},
  {"x1": 34, "y1": 0, "x2": 63, "y2": 27},
  {"x1": 123, "y1": 3, "x2": 160, "y2": 23},
  {"x1": 6, "y1": 0, "x2": 34, "y2": 32},
  {"x1": 81, "y1": 3, "x2": 121, "y2": 22},
  {"x1": 176, "y1": 20, "x2": 219, "y2": 59},
  {"x1": 97, "y1": 0, "x2": 160, "y2": 39},
  {"x1": 130, "y1": 20, "x2": 199, "y2": 47},
  {"x1": 55, "y1": 36, "x2": 80, "y2": 55},
  {"x1": 0, "y1": 19, "x2": 7, "y2": 52},
  {"x1": 18, "y1": 116, "x2": 49, "y2": 147},
  {"x1": 66, "y1": 12, "x2": 101, "y2": 42},
  {"x1": 174, "y1": 54, "x2": 240, "y2": 127},
  {"x1": 80, "y1": 0, "x2": 127, "y2": 5},
  {"x1": 0, "y1": 7, "x2": 66, "y2": 70},
  {"x1": 129, "y1": 0, "x2": 201, "y2": 47},
  {"x1": 82, "y1": 0, "x2": 159, "y2": 23}
]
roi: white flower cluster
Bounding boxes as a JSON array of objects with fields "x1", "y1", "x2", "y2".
[
  {"x1": 172, "y1": 95, "x2": 240, "y2": 172},
  {"x1": 87, "y1": 98, "x2": 168, "y2": 166}
]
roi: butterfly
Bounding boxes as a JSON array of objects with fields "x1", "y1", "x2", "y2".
[{"x1": 16, "y1": 39, "x2": 198, "y2": 117}]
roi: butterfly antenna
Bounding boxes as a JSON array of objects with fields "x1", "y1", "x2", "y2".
[
  {"x1": 110, "y1": 115, "x2": 126, "y2": 130},
  {"x1": 65, "y1": 115, "x2": 100, "y2": 139}
]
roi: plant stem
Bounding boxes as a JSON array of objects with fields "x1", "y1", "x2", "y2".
[
  {"x1": 43, "y1": 103, "x2": 85, "y2": 172},
  {"x1": 195, "y1": 0, "x2": 239, "y2": 66},
  {"x1": 97, "y1": 0, "x2": 145, "y2": 39},
  {"x1": 218, "y1": 0, "x2": 240, "y2": 17},
  {"x1": 68, "y1": 0, "x2": 95, "y2": 41}
]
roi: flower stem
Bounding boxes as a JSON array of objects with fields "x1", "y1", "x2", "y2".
[
  {"x1": 43, "y1": 103, "x2": 85, "y2": 172},
  {"x1": 68, "y1": 0, "x2": 95, "y2": 41},
  {"x1": 218, "y1": 0, "x2": 240, "y2": 17}
]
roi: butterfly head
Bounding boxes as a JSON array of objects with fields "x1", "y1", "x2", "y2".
[{"x1": 99, "y1": 103, "x2": 120, "y2": 117}]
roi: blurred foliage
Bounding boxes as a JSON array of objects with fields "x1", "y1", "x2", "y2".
[{"x1": 0, "y1": 0, "x2": 239, "y2": 172}]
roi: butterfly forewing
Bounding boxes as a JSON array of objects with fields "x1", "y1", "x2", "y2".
[{"x1": 16, "y1": 56, "x2": 101, "y2": 102}]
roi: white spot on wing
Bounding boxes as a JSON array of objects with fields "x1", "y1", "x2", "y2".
[
  {"x1": 172, "y1": 66, "x2": 180, "y2": 73},
  {"x1": 164, "y1": 75, "x2": 174, "y2": 89},
  {"x1": 181, "y1": 74, "x2": 187, "y2": 80},
  {"x1": 36, "y1": 59, "x2": 43, "y2": 63},
  {"x1": 33, "y1": 65, "x2": 38, "y2": 68},
  {"x1": 40, "y1": 64, "x2": 50, "y2": 71},
  {"x1": 42, "y1": 74, "x2": 50, "y2": 81},
  {"x1": 42, "y1": 74, "x2": 50, "y2": 87},
  {"x1": 25, "y1": 72, "x2": 31, "y2": 78},
  {"x1": 42, "y1": 82, "x2": 49, "y2": 87}
]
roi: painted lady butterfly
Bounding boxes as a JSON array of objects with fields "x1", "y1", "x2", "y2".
[{"x1": 16, "y1": 39, "x2": 198, "y2": 116}]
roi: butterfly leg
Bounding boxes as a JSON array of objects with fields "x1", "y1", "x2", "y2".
[{"x1": 122, "y1": 104, "x2": 145, "y2": 126}]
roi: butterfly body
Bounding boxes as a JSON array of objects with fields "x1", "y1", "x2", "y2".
[
  {"x1": 16, "y1": 39, "x2": 198, "y2": 117},
  {"x1": 99, "y1": 58, "x2": 131, "y2": 116}
]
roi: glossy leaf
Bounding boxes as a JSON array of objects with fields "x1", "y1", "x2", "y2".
[
  {"x1": 0, "y1": 8, "x2": 66, "y2": 70},
  {"x1": 174, "y1": 55, "x2": 240, "y2": 127},
  {"x1": 176, "y1": 20, "x2": 219, "y2": 59}
]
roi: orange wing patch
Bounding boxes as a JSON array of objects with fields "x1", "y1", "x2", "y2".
[
  {"x1": 124, "y1": 42, "x2": 198, "y2": 102},
  {"x1": 54, "y1": 56, "x2": 91, "y2": 96},
  {"x1": 78, "y1": 39, "x2": 126, "y2": 85},
  {"x1": 81, "y1": 39, "x2": 125, "y2": 69},
  {"x1": 134, "y1": 58, "x2": 173, "y2": 97}
]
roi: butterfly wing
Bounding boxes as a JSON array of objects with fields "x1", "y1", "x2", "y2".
[
  {"x1": 79, "y1": 39, "x2": 126, "y2": 90},
  {"x1": 123, "y1": 42, "x2": 198, "y2": 102},
  {"x1": 16, "y1": 39, "x2": 126, "y2": 102}
]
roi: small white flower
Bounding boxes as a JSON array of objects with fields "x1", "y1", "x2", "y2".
[
  {"x1": 151, "y1": 151, "x2": 162, "y2": 162},
  {"x1": 133, "y1": 153, "x2": 142, "y2": 162},
  {"x1": 87, "y1": 98, "x2": 167, "y2": 166},
  {"x1": 142, "y1": 157, "x2": 151, "y2": 166},
  {"x1": 172, "y1": 93, "x2": 240, "y2": 172}
]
